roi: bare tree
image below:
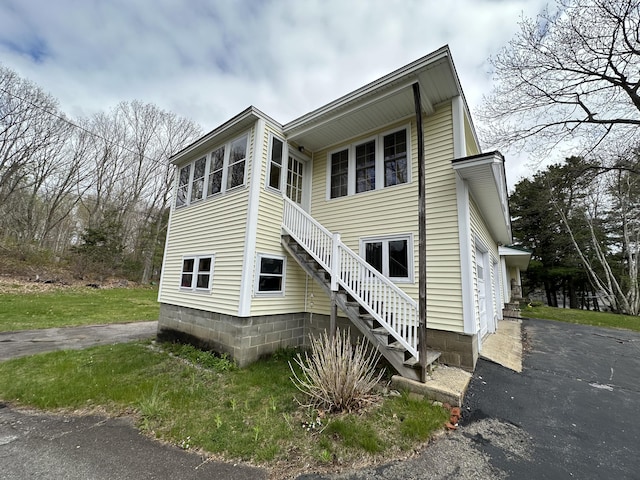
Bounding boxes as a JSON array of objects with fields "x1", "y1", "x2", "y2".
[{"x1": 480, "y1": 0, "x2": 640, "y2": 160}]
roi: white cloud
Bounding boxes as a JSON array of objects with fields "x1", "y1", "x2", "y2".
[{"x1": 0, "y1": 0, "x2": 551, "y2": 188}]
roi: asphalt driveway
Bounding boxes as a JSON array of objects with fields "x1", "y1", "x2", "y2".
[{"x1": 301, "y1": 318, "x2": 640, "y2": 479}]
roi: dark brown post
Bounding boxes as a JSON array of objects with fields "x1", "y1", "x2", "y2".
[{"x1": 413, "y1": 82, "x2": 428, "y2": 382}]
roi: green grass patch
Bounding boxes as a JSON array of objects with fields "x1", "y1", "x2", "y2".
[
  {"x1": 0, "y1": 286, "x2": 159, "y2": 332},
  {"x1": 522, "y1": 305, "x2": 640, "y2": 332},
  {"x1": 0, "y1": 342, "x2": 449, "y2": 473}
]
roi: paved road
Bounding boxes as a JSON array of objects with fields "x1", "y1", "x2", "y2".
[
  {"x1": 2, "y1": 318, "x2": 639, "y2": 479},
  {"x1": 0, "y1": 321, "x2": 158, "y2": 361}
]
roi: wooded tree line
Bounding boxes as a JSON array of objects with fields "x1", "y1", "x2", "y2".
[
  {"x1": 510, "y1": 154, "x2": 640, "y2": 315},
  {"x1": 483, "y1": 0, "x2": 640, "y2": 315},
  {"x1": 0, "y1": 65, "x2": 202, "y2": 282}
]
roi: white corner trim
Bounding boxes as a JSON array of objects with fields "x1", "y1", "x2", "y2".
[
  {"x1": 238, "y1": 119, "x2": 265, "y2": 317},
  {"x1": 157, "y1": 175, "x2": 177, "y2": 302},
  {"x1": 452, "y1": 95, "x2": 466, "y2": 159},
  {"x1": 456, "y1": 174, "x2": 475, "y2": 335}
]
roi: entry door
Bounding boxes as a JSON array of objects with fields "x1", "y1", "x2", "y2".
[
  {"x1": 286, "y1": 154, "x2": 309, "y2": 210},
  {"x1": 476, "y1": 250, "x2": 488, "y2": 338}
]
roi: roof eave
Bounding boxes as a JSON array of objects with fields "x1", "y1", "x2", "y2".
[{"x1": 453, "y1": 151, "x2": 513, "y2": 244}]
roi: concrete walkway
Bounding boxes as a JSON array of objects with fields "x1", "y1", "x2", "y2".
[
  {"x1": 480, "y1": 319, "x2": 523, "y2": 372},
  {"x1": 0, "y1": 321, "x2": 158, "y2": 361},
  {"x1": 392, "y1": 319, "x2": 523, "y2": 406}
]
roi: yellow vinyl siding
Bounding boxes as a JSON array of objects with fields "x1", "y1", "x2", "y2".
[
  {"x1": 160, "y1": 188, "x2": 250, "y2": 315},
  {"x1": 464, "y1": 115, "x2": 480, "y2": 156},
  {"x1": 250, "y1": 124, "x2": 308, "y2": 316},
  {"x1": 309, "y1": 104, "x2": 464, "y2": 331},
  {"x1": 159, "y1": 125, "x2": 256, "y2": 316}
]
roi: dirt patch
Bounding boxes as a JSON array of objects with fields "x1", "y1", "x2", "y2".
[{"x1": 0, "y1": 275, "x2": 137, "y2": 294}]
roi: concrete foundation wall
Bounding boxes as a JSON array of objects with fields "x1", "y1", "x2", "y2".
[
  {"x1": 158, "y1": 303, "x2": 478, "y2": 371},
  {"x1": 426, "y1": 329, "x2": 478, "y2": 371},
  {"x1": 158, "y1": 303, "x2": 305, "y2": 367}
]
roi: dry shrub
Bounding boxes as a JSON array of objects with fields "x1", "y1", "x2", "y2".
[{"x1": 289, "y1": 329, "x2": 384, "y2": 412}]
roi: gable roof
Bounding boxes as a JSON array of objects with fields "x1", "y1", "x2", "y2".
[{"x1": 283, "y1": 45, "x2": 479, "y2": 152}]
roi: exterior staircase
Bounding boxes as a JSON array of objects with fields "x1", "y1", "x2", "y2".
[{"x1": 281, "y1": 197, "x2": 440, "y2": 382}]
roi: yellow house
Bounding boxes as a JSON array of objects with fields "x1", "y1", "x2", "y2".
[{"x1": 157, "y1": 46, "x2": 529, "y2": 380}]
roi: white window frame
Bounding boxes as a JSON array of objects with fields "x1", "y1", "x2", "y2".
[
  {"x1": 326, "y1": 124, "x2": 411, "y2": 200},
  {"x1": 175, "y1": 132, "x2": 250, "y2": 208},
  {"x1": 180, "y1": 254, "x2": 214, "y2": 292},
  {"x1": 255, "y1": 253, "x2": 286, "y2": 296},
  {"x1": 265, "y1": 134, "x2": 287, "y2": 193},
  {"x1": 359, "y1": 234, "x2": 414, "y2": 283}
]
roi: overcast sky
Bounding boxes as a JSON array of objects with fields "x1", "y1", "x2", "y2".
[{"x1": 0, "y1": 0, "x2": 552, "y2": 188}]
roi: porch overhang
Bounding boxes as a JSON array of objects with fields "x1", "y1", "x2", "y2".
[
  {"x1": 283, "y1": 46, "x2": 474, "y2": 152},
  {"x1": 452, "y1": 151, "x2": 512, "y2": 245},
  {"x1": 499, "y1": 246, "x2": 532, "y2": 271}
]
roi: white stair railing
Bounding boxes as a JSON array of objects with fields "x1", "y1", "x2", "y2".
[{"x1": 282, "y1": 197, "x2": 419, "y2": 359}]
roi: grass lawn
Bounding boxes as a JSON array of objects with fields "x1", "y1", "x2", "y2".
[
  {"x1": 522, "y1": 304, "x2": 640, "y2": 332},
  {"x1": 0, "y1": 342, "x2": 449, "y2": 475},
  {"x1": 0, "y1": 286, "x2": 159, "y2": 332}
]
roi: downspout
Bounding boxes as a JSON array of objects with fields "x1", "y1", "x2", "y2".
[{"x1": 413, "y1": 83, "x2": 428, "y2": 383}]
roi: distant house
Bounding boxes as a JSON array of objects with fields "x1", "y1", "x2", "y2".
[{"x1": 157, "y1": 46, "x2": 529, "y2": 381}]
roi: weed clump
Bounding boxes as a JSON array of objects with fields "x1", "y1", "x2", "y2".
[{"x1": 289, "y1": 329, "x2": 384, "y2": 413}]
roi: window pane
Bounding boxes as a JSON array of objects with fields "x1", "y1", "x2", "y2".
[
  {"x1": 211, "y1": 146, "x2": 225, "y2": 171},
  {"x1": 196, "y1": 273, "x2": 210, "y2": 289},
  {"x1": 176, "y1": 185, "x2": 188, "y2": 207},
  {"x1": 198, "y1": 257, "x2": 211, "y2": 273},
  {"x1": 208, "y1": 171, "x2": 222, "y2": 196},
  {"x1": 181, "y1": 273, "x2": 193, "y2": 288},
  {"x1": 389, "y1": 240, "x2": 409, "y2": 278},
  {"x1": 179, "y1": 165, "x2": 191, "y2": 186},
  {"x1": 330, "y1": 149, "x2": 348, "y2": 198},
  {"x1": 384, "y1": 130, "x2": 408, "y2": 187},
  {"x1": 355, "y1": 140, "x2": 376, "y2": 193},
  {"x1": 259, "y1": 275, "x2": 282, "y2": 292},
  {"x1": 260, "y1": 257, "x2": 283, "y2": 275},
  {"x1": 227, "y1": 161, "x2": 245, "y2": 189},
  {"x1": 230, "y1": 135, "x2": 247, "y2": 163},
  {"x1": 269, "y1": 138, "x2": 283, "y2": 190},
  {"x1": 182, "y1": 258, "x2": 194, "y2": 272},
  {"x1": 365, "y1": 242, "x2": 383, "y2": 273}
]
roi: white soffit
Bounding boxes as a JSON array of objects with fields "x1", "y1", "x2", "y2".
[
  {"x1": 283, "y1": 47, "x2": 461, "y2": 151},
  {"x1": 452, "y1": 152, "x2": 512, "y2": 244},
  {"x1": 499, "y1": 246, "x2": 532, "y2": 271}
]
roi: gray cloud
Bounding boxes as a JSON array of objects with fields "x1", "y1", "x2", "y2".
[{"x1": 0, "y1": 0, "x2": 550, "y2": 187}]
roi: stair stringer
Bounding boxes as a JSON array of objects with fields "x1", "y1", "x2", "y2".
[{"x1": 282, "y1": 234, "x2": 433, "y2": 382}]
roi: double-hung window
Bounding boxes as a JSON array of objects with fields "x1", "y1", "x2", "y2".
[
  {"x1": 330, "y1": 149, "x2": 349, "y2": 198},
  {"x1": 175, "y1": 132, "x2": 249, "y2": 207},
  {"x1": 176, "y1": 164, "x2": 191, "y2": 207},
  {"x1": 361, "y1": 235, "x2": 413, "y2": 283},
  {"x1": 180, "y1": 255, "x2": 214, "y2": 291},
  {"x1": 191, "y1": 157, "x2": 206, "y2": 203},
  {"x1": 208, "y1": 146, "x2": 225, "y2": 196},
  {"x1": 267, "y1": 136, "x2": 284, "y2": 190},
  {"x1": 227, "y1": 135, "x2": 248, "y2": 190},
  {"x1": 256, "y1": 254, "x2": 285, "y2": 295},
  {"x1": 328, "y1": 126, "x2": 409, "y2": 199}
]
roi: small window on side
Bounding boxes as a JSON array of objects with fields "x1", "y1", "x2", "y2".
[{"x1": 268, "y1": 137, "x2": 284, "y2": 190}]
